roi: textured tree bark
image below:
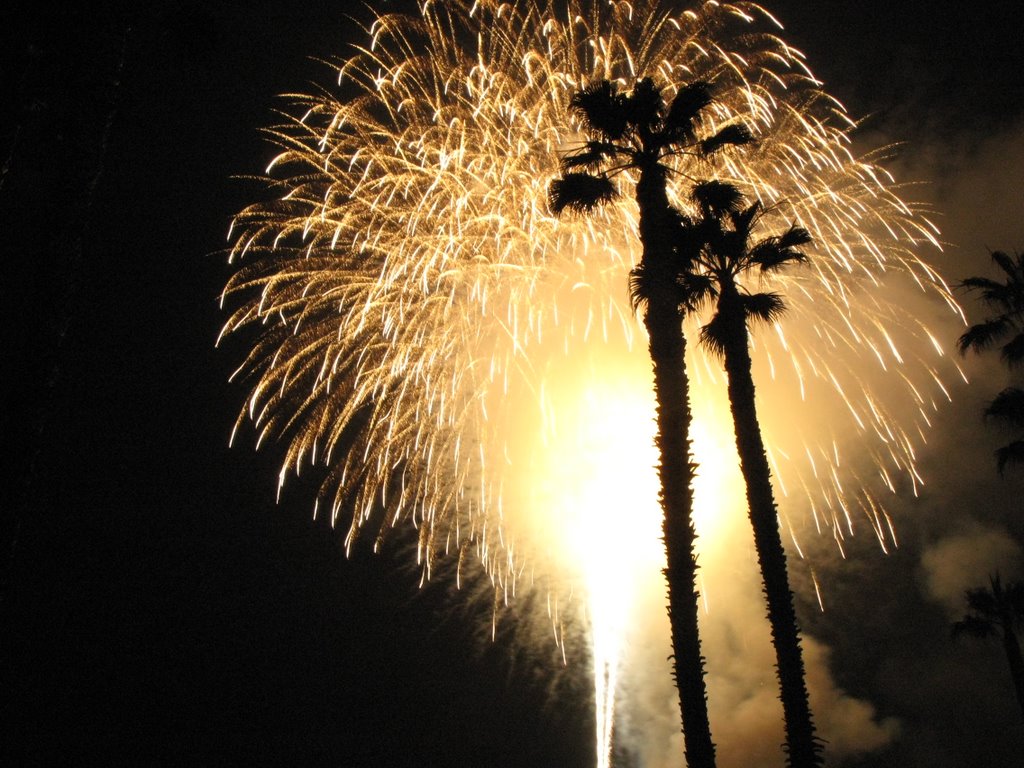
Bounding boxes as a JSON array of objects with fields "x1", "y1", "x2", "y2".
[
  {"x1": 637, "y1": 163, "x2": 716, "y2": 768},
  {"x1": 719, "y1": 286, "x2": 823, "y2": 768}
]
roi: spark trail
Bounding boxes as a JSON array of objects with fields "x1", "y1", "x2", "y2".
[{"x1": 219, "y1": 1, "x2": 962, "y2": 764}]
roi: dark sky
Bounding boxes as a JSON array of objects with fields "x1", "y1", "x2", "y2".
[{"x1": 2, "y1": 1, "x2": 1024, "y2": 767}]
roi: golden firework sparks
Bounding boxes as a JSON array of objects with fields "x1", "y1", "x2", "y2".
[{"x1": 219, "y1": 2, "x2": 961, "y2": 764}]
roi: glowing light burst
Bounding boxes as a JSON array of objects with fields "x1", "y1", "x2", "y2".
[{"x1": 220, "y1": 0, "x2": 961, "y2": 762}]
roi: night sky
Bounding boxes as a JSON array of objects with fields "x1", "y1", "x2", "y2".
[{"x1": 3, "y1": 2, "x2": 1024, "y2": 766}]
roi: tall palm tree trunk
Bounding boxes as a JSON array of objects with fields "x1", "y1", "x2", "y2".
[
  {"x1": 718, "y1": 289, "x2": 822, "y2": 768},
  {"x1": 637, "y1": 165, "x2": 716, "y2": 768},
  {"x1": 1000, "y1": 611, "x2": 1024, "y2": 725}
]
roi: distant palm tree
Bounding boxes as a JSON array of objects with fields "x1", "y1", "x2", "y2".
[
  {"x1": 679, "y1": 181, "x2": 822, "y2": 768},
  {"x1": 953, "y1": 573, "x2": 1024, "y2": 725},
  {"x1": 549, "y1": 78, "x2": 751, "y2": 768},
  {"x1": 982, "y1": 387, "x2": 1024, "y2": 475},
  {"x1": 958, "y1": 250, "x2": 1024, "y2": 474}
]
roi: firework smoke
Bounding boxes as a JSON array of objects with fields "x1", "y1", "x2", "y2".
[{"x1": 220, "y1": 1, "x2": 961, "y2": 764}]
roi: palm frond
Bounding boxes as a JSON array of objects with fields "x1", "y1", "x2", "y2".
[
  {"x1": 995, "y1": 440, "x2": 1024, "y2": 477},
  {"x1": 560, "y1": 141, "x2": 620, "y2": 171},
  {"x1": 626, "y1": 78, "x2": 663, "y2": 132},
  {"x1": 776, "y1": 224, "x2": 813, "y2": 250},
  {"x1": 570, "y1": 80, "x2": 628, "y2": 140},
  {"x1": 1002, "y1": 332, "x2": 1024, "y2": 367},
  {"x1": 959, "y1": 276, "x2": 1024, "y2": 311},
  {"x1": 699, "y1": 311, "x2": 729, "y2": 358},
  {"x1": 751, "y1": 226, "x2": 812, "y2": 272},
  {"x1": 676, "y1": 271, "x2": 716, "y2": 312},
  {"x1": 691, "y1": 180, "x2": 743, "y2": 216},
  {"x1": 959, "y1": 275, "x2": 1005, "y2": 290},
  {"x1": 548, "y1": 172, "x2": 617, "y2": 215},
  {"x1": 742, "y1": 292, "x2": 786, "y2": 325},
  {"x1": 663, "y1": 81, "x2": 713, "y2": 142},
  {"x1": 628, "y1": 265, "x2": 652, "y2": 313},
  {"x1": 991, "y1": 250, "x2": 1023, "y2": 282},
  {"x1": 729, "y1": 202, "x2": 763, "y2": 236},
  {"x1": 959, "y1": 252, "x2": 1024, "y2": 316},
  {"x1": 985, "y1": 387, "x2": 1024, "y2": 427},
  {"x1": 959, "y1": 275, "x2": 1009, "y2": 295},
  {"x1": 699, "y1": 123, "x2": 753, "y2": 156},
  {"x1": 957, "y1": 318, "x2": 1013, "y2": 355}
]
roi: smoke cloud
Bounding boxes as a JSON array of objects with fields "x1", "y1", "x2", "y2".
[
  {"x1": 609, "y1": 499, "x2": 899, "y2": 768},
  {"x1": 920, "y1": 529, "x2": 1024, "y2": 614}
]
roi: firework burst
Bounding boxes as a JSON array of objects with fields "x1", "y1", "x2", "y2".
[{"x1": 220, "y1": 0, "x2": 960, "y2": 762}]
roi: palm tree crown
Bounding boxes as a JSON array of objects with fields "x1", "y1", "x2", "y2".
[
  {"x1": 679, "y1": 180, "x2": 811, "y2": 349},
  {"x1": 954, "y1": 573, "x2": 1024, "y2": 639},
  {"x1": 549, "y1": 78, "x2": 751, "y2": 216},
  {"x1": 958, "y1": 250, "x2": 1024, "y2": 365},
  {"x1": 958, "y1": 250, "x2": 1024, "y2": 474},
  {"x1": 953, "y1": 573, "x2": 1024, "y2": 724}
]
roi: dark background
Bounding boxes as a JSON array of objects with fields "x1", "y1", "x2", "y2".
[
  {"x1": 2, "y1": 1, "x2": 1023, "y2": 766},
  {"x1": 1, "y1": 3, "x2": 588, "y2": 766}
]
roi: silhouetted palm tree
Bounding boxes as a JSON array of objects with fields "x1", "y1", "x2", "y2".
[
  {"x1": 549, "y1": 78, "x2": 751, "y2": 768},
  {"x1": 680, "y1": 180, "x2": 822, "y2": 768},
  {"x1": 983, "y1": 387, "x2": 1024, "y2": 474},
  {"x1": 953, "y1": 573, "x2": 1024, "y2": 725},
  {"x1": 958, "y1": 250, "x2": 1024, "y2": 474}
]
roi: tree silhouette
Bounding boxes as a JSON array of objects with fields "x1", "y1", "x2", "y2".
[
  {"x1": 679, "y1": 181, "x2": 823, "y2": 768},
  {"x1": 953, "y1": 573, "x2": 1024, "y2": 725},
  {"x1": 549, "y1": 78, "x2": 751, "y2": 768},
  {"x1": 958, "y1": 250, "x2": 1024, "y2": 474}
]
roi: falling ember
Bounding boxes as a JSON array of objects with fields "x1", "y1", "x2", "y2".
[{"x1": 219, "y1": 0, "x2": 962, "y2": 764}]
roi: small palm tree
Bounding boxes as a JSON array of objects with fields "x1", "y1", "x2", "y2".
[
  {"x1": 958, "y1": 250, "x2": 1024, "y2": 473},
  {"x1": 678, "y1": 181, "x2": 822, "y2": 768},
  {"x1": 549, "y1": 78, "x2": 751, "y2": 768},
  {"x1": 953, "y1": 573, "x2": 1024, "y2": 725}
]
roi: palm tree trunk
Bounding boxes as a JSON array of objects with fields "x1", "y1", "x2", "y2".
[
  {"x1": 637, "y1": 165, "x2": 716, "y2": 768},
  {"x1": 719, "y1": 291, "x2": 822, "y2": 768},
  {"x1": 1000, "y1": 617, "x2": 1024, "y2": 725}
]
